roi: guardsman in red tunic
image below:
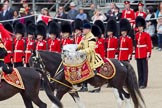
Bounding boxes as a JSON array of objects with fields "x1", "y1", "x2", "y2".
[
  {"x1": 3, "y1": 23, "x2": 13, "y2": 67},
  {"x1": 87, "y1": 24, "x2": 104, "y2": 93},
  {"x1": 94, "y1": 20, "x2": 106, "y2": 56},
  {"x1": 13, "y1": 23, "x2": 25, "y2": 67},
  {"x1": 105, "y1": 19, "x2": 118, "y2": 58},
  {"x1": 92, "y1": 25, "x2": 105, "y2": 59},
  {"x1": 35, "y1": 23, "x2": 47, "y2": 51},
  {"x1": 0, "y1": 39, "x2": 13, "y2": 74},
  {"x1": 118, "y1": 19, "x2": 133, "y2": 61},
  {"x1": 61, "y1": 21, "x2": 73, "y2": 47},
  {"x1": 48, "y1": 21, "x2": 61, "y2": 53},
  {"x1": 135, "y1": 2, "x2": 147, "y2": 19},
  {"x1": 25, "y1": 23, "x2": 36, "y2": 67},
  {"x1": 122, "y1": 0, "x2": 135, "y2": 27},
  {"x1": 135, "y1": 16, "x2": 152, "y2": 89},
  {"x1": 73, "y1": 19, "x2": 83, "y2": 44},
  {"x1": 4, "y1": 39, "x2": 13, "y2": 67}
]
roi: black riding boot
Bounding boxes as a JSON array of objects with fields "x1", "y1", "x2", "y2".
[{"x1": 78, "y1": 82, "x2": 88, "y2": 92}]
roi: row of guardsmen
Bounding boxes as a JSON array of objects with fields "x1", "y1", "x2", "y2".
[{"x1": 1, "y1": 16, "x2": 151, "y2": 73}]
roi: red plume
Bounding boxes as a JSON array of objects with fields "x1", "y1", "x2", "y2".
[{"x1": 0, "y1": 23, "x2": 12, "y2": 42}]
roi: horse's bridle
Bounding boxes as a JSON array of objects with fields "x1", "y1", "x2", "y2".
[
  {"x1": 32, "y1": 51, "x2": 76, "y2": 91},
  {"x1": 32, "y1": 51, "x2": 63, "y2": 79}
]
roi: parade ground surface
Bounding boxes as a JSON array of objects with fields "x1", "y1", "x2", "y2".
[{"x1": 0, "y1": 49, "x2": 162, "y2": 108}]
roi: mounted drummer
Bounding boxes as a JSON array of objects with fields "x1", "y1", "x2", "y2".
[{"x1": 77, "y1": 22, "x2": 104, "y2": 71}]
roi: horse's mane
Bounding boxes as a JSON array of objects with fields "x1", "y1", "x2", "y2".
[{"x1": 38, "y1": 50, "x2": 62, "y2": 67}]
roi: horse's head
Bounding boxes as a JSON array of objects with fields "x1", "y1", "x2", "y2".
[{"x1": 29, "y1": 50, "x2": 45, "y2": 70}]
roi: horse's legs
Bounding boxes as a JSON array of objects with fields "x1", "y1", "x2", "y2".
[
  {"x1": 69, "y1": 91, "x2": 85, "y2": 108},
  {"x1": 51, "y1": 90, "x2": 67, "y2": 108},
  {"x1": 120, "y1": 89, "x2": 132, "y2": 108},
  {"x1": 20, "y1": 93, "x2": 34, "y2": 108},
  {"x1": 113, "y1": 88, "x2": 124, "y2": 108},
  {"x1": 32, "y1": 96, "x2": 47, "y2": 108}
]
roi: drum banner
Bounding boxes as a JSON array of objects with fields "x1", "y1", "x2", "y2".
[
  {"x1": 63, "y1": 59, "x2": 95, "y2": 84},
  {"x1": 97, "y1": 58, "x2": 116, "y2": 79},
  {"x1": 2, "y1": 68, "x2": 25, "y2": 89}
]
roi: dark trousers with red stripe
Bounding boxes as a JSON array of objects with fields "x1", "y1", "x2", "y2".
[{"x1": 136, "y1": 58, "x2": 148, "y2": 87}]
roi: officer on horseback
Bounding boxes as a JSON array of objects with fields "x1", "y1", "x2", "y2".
[
  {"x1": 77, "y1": 23, "x2": 104, "y2": 92},
  {"x1": 0, "y1": 38, "x2": 12, "y2": 75},
  {"x1": 77, "y1": 23, "x2": 104, "y2": 70}
]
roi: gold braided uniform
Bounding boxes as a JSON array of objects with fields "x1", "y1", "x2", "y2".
[{"x1": 77, "y1": 32, "x2": 104, "y2": 70}]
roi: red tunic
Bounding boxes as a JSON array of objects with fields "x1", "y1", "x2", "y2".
[
  {"x1": 135, "y1": 32, "x2": 152, "y2": 59},
  {"x1": 61, "y1": 38, "x2": 73, "y2": 47},
  {"x1": 36, "y1": 40, "x2": 47, "y2": 51},
  {"x1": 106, "y1": 36, "x2": 118, "y2": 58},
  {"x1": 13, "y1": 39, "x2": 25, "y2": 63},
  {"x1": 118, "y1": 36, "x2": 133, "y2": 61},
  {"x1": 25, "y1": 39, "x2": 35, "y2": 64},
  {"x1": 95, "y1": 38, "x2": 105, "y2": 59},
  {"x1": 74, "y1": 35, "x2": 82, "y2": 44},
  {"x1": 135, "y1": 11, "x2": 147, "y2": 19},
  {"x1": 4, "y1": 39, "x2": 13, "y2": 63},
  {"x1": 48, "y1": 38, "x2": 61, "y2": 53},
  {"x1": 122, "y1": 9, "x2": 135, "y2": 25}
]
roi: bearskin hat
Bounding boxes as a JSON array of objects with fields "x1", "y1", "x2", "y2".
[
  {"x1": 48, "y1": 21, "x2": 60, "y2": 38},
  {"x1": 37, "y1": 20, "x2": 47, "y2": 29},
  {"x1": 15, "y1": 22, "x2": 25, "y2": 36},
  {"x1": 61, "y1": 21, "x2": 72, "y2": 34},
  {"x1": 3, "y1": 22, "x2": 13, "y2": 33},
  {"x1": 106, "y1": 19, "x2": 117, "y2": 35},
  {"x1": 27, "y1": 23, "x2": 36, "y2": 35},
  {"x1": 120, "y1": 18, "x2": 131, "y2": 32},
  {"x1": 94, "y1": 20, "x2": 105, "y2": 34},
  {"x1": 12, "y1": 20, "x2": 19, "y2": 30},
  {"x1": 92, "y1": 25, "x2": 102, "y2": 38},
  {"x1": 36, "y1": 24, "x2": 47, "y2": 39},
  {"x1": 26, "y1": 20, "x2": 34, "y2": 28},
  {"x1": 73, "y1": 18, "x2": 83, "y2": 30},
  {"x1": 135, "y1": 16, "x2": 146, "y2": 29}
]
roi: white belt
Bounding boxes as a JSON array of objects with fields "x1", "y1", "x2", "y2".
[
  {"x1": 127, "y1": 18, "x2": 131, "y2": 20},
  {"x1": 120, "y1": 48, "x2": 129, "y2": 50},
  {"x1": 137, "y1": 44, "x2": 147, "y2": 48},
  {"x1": 25, "y1": 50, "x2": 31, "y2": 53},
  {"x1": 107, "y1": 48, "x2": 115, "y2": 51},
  {"x1": 7, "y1": 51, "x2": 12, "y2": 53},
  {"x1": 14, "y1": 50, "x2": 23, "y2": 53}
]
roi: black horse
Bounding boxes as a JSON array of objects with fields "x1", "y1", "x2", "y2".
[
  {"x1": 30, "y1": 50, "x2": 146, "y2": 108},
  {"x1": 0, "y1": 67, "x2": 63, "y2": 108}
]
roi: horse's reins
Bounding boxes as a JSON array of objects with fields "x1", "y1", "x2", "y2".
[{"x1": 36, "y1": 51, "x2": 77, "y2": 91}]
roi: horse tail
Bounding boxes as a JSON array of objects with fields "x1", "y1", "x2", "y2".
[
  {"x1": 36, "y1": 68, "x2": 63, "y2": 108},
  {"x1": 121, "y1": 61, "x2": 146, "y2": 108}
]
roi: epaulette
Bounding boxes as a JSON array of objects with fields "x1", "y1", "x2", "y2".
[{"x1": 88, "y1": 35, "x2": 96, "y2": 41}]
